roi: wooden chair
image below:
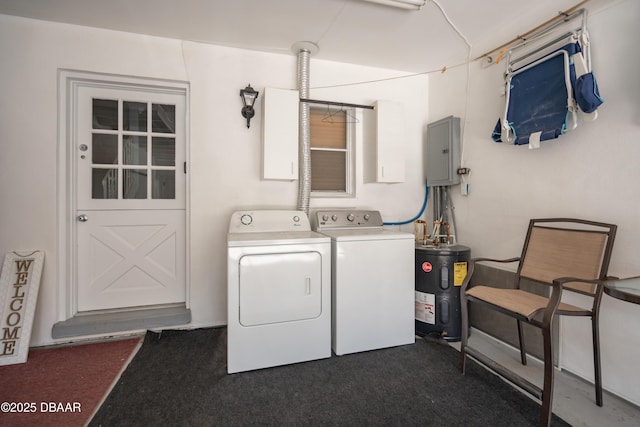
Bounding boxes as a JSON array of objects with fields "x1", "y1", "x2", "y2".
[{"x1": 459, "y1": 218, "x2": 617, "y2": 427}]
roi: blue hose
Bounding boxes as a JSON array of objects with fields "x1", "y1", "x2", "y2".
[{"x1": 383, "y1": 180, "x2": 429, "y2": 226}]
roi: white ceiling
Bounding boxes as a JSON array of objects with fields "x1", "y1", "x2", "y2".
[{"x1": 0, "y1": 0, "x2": 585, "y2": 72}]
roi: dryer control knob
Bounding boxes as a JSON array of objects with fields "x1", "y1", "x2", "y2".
[
  {"x1": 240, "y1": 214, "x2": 253, "y2": 225},
  {"x1": 364, "y1": 214, "x2": 371, "y2": 221},
  {"x1": 347, "y1": 213, "x2": 355, "y2": 222},
  {"x1": 322, "y1": 214, "x2": 329, "y2": 222},
  {"x1": 331, "y1": 215, "x2": 338, "y2": 221},
  {"x1": 293, "y1": 215, "x2": 300, "y2": 222}
]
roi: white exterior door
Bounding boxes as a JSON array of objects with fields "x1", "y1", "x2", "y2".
[{"x1": 74, "y1": 84, "x2": 187, "y2": 312}]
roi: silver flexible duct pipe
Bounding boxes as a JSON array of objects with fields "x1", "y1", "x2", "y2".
[{"x1": 296, "y1": 48, "x2": 312, "y2": 215}]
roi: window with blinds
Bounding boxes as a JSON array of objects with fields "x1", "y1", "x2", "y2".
[{"x1": 310, "y1": 107, "x2": 353, "y2": 197}]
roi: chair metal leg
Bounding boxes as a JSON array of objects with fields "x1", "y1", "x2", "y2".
[
  {"x1": 460, "y1": 295, "x2": 469, "y2": 374},
  {"x1": 517, "y1": 319, "x2": 528, "y2": 365},
  {"x1": 592, "y1": 314, "x2": 603, "y2": 406},
  {"x1": 541, "y1": 323, "x2": 555, "y2": 427}
]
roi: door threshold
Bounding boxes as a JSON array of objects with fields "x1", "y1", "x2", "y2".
[{"x1": 52, "y1": 305, "x2": 191, "y2": 339}]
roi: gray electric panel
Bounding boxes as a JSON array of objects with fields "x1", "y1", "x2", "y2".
[{"x1": 426, "y1": 116, "x2": 460, "y2": 187}]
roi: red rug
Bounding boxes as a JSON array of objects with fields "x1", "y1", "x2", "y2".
[{"x1": 0, "y1": 337, "x2": 141, "y2": 427}]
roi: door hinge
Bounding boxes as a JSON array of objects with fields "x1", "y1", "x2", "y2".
[{"x1": 184, "y1": 162, "x2": 187, "y2": 174}]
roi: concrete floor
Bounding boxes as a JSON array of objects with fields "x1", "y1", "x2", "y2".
[{"x1": 453, "y1": 329, "x2": 640, "y2": 427}]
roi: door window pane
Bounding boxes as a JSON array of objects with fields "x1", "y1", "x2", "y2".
[
  {"x1": 92, "y1": 168, "x2": 118, "y2": 199},
  {"x1": 152, "y1": 104, "x2": 176, "y2": 133},
  {"x1": 123, "y1": 136, "x2": 147, "y2": 165},
  {"x1": 123, "y1": 101, "x2": 147, "y2": 131},
  {"x1": 92, "y1": 134, "x2": 118, "y2": 164},
  {"x1": 152, "y1": 170, "x2": 175, "y2": 199},
  {"x1": 84, "y1": 86, "x2": 182, "y2": 205},
  {"x1": 123, "y1": 169, "x2": 147, "y2": 199},
  {"x1": 92, "y1": 99, "x2": 118, "y2": 130},
  {"x1": 152, "y1": 137, "x2": 175, "y2": 166}
]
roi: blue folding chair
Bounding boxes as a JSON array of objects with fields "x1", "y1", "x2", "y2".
[{"x1": 492, "y1": 40, "x2": 602, "y2": 147}]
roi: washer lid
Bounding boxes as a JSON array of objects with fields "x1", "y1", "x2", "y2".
[{"x1": 228, "y1": 231, "x2": 330, "y2": 247}]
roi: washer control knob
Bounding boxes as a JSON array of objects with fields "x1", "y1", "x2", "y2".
[
  {"x1": 347, "y1": 213, "x2": 355, "y2": 222},
  {"x1": 364, "y1": 214, "x2": 371, "y2": 221},
  {"x1": 331, "y1": 215, "x2": 338, "y2": 222},
  {"x1": 293, "y1": 215, "x2": 300, "y2": 223},
  {"x1": 240, "y1": 214, "x2": 253, "y2": 225},
  {"x1": 322, "y1": 214, "x2": 329, "y2": 222}
]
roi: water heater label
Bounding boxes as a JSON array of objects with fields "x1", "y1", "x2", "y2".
[
  {"x1": 421, "y1": 262, "x2": 433, "y2": 273},
  {"x1": 415, "y1": 291, "x2": 435, "y2": 325},
  {"x1": 453, "y1": 262, "x2": 468, "y2": 286}
]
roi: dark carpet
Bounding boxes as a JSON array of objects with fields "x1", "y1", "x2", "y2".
[{"x1": 90, "y1": 327, "x2": 569, "y2": 426}]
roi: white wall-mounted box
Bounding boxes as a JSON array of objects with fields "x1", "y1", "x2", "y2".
[
  {"x1": 262, "y1": 87, "x2": 299, "y2": 180},
  {"x1": 374, "y1": 100, "x2": 405, "y2": 183}
]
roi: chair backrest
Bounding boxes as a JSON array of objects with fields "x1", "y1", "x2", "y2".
[{"x1": 518, "y1": 219, "x2": 617, "y2": 296}]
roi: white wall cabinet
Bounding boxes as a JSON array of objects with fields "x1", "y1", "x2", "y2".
[
  {"x1": 261, "y1": 87, "x2": 299, "y2": 180},
  {"x1": 374, "y1": 100, "x2": 405, "y2": 183}
]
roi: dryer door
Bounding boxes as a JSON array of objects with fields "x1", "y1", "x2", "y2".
[{"x1": 239, "y1": 251, "x2": 322, "y2": 326}]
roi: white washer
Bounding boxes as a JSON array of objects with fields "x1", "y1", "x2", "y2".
[
  {"x1": 227, "y1": 210, "x2": 331, "y2": 373},
  {"x1": 312, "y1": 210, "x2": 415, "y2": 356}
]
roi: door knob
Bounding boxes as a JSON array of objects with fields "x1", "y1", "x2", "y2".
[{"x1": 77, "y1": 214, "x2": 89, "y2": 222}]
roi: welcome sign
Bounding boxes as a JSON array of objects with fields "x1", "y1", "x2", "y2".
[{"x1": 0, "y1": 250, "x2": 45, "y2": 366}]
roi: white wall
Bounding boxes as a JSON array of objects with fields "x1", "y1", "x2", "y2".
[
  {"x1": 0, "y1": 15, "x2": 427, "y2": 345},
  {"x1": 429, "y1": 0, "x2": 640, "y2": 405}
]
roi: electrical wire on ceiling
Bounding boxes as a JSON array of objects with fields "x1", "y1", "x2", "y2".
[
  {"x1": 430, "y1": 0, "x2": 471, "y2": 197},
  {"x1": 381, "y1": 0, "x2": 472, "y2": 227},
  {"x1": 314, "y1": 0, "x2": 350, "y2": 47},
  {"x1": 429, "y1": 0, "x2": 470, "y2": 47},
  {"x1": 310, "y1": 0, "x2": 471, "y2": 90}
]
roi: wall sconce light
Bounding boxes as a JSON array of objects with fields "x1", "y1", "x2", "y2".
[{"x1": 240, "y1": 84, "x2": 259, "y2": 128}]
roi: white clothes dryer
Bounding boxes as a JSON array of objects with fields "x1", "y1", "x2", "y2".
[
  {"x1": 227, "y1": 210, "x2": 331, "y2": 373},
  {"x1": 312, "y1": 210, "x2": 415, "y2": 356}
]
